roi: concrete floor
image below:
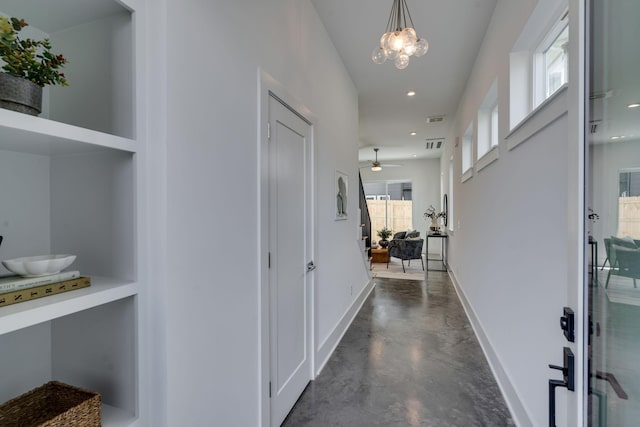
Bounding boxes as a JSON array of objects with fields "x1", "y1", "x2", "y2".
[{"x1": 282, "y1": 272, "x2": 515, "y2": 427}]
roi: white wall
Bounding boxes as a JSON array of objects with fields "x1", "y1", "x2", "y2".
[
  {"x1": 440, "y1": 1, "x2": 577, "y2": 425},
  {"x1": 50, "y1": 12, "x2": 133, "y2": 138},
  {"x1": 0, "y1": 151, "x2": 50, "y2": 268},
  {"x1": 360, "y1": 158, "x2": 441, "y2": 236},
  {"x1": 148, "y1": 1, "x2": 369, "y2": 425}
]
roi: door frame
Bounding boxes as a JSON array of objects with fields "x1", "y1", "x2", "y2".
[
  {"x1": 258, "y1": 69, "x2": 317, "y2": 427},
  {"x1": 567, "y1": 0, "x2": 587, "y2": 424}
]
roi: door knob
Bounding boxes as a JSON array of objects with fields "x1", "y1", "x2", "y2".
[{"x1": 306, "y1": 261, "x2": 316, "y2": 272}]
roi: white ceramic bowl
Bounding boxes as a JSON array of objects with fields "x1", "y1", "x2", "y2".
[{"x1": 2, "y1": 254, "x2": 76, "y2": 277}]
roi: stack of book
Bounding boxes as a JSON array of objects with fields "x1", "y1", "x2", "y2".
[{"x1": 0, "y1": 271, "x2": 91, "y2": 308}]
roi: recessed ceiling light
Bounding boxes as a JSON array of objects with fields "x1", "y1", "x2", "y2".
[
  {"x1": 610, "y1": 135, "x2": 625, "y2": 140},
  {"x1": 628, "y1": 103, "x2": 640, "y2": 109},
  {"x1": 407, "y1": 91, "x2": 416, "y2": 97},
  {"x1": 413, "y1": 154, "x2": 417, "y2": 158},
  {"x1": 410, "y1": 131, "x2": 417, "y2": 136}
]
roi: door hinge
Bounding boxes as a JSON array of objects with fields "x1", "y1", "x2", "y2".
[
  {"x1": 269, "y1": 381, "x2": 272, "y2": 398},
  {"x1": 267, "y1": 122, "x2": 271, "y2": 140}
]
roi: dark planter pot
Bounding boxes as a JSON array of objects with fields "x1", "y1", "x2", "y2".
[
  {"x1": 379, "y1": 239, "x2": 389, "y2": 248},
  {"x1": 0, "y1": 73, "x2": 42, "y2": 116}
]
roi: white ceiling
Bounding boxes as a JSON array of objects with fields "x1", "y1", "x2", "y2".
[
  {"x1": 311, "y1": 0, "x2": 498, "y2": 164},
  {"x1": 589, "y1": 0, "x2": 640, "y2": 145}
]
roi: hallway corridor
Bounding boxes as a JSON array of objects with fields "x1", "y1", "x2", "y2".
[{"x1": 282, "y1": 273, "x2": 514, "y2": 426}]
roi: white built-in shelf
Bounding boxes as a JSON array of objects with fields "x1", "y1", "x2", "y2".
[
  {"x1": 0, "y1": 109, "x2": 136, "y2": 156},
  {"x1": 0, "y1": 0, "x2": 141, "y2": 421},
  {"x1": 0, "y1": 277, "x2": 138, "y2": 336},
  {"x1": 102, "y1": 403, "x2": 137, "y2": 427}
]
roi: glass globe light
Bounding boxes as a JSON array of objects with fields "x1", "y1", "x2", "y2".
[
  {"x1": 372, "y1": 47, "x2": 386, "y2": 64},
  {"x1": 384, "y1": 46, "x2": 398, "y2": 60},
  {"x1": 389, "y1": 31, "x2": 405, "y2": 52},
  {"x1": 404, "y1": 41, "x2": 417, "y2": 56},
  {"x1": 395, "y1": 53, "x2": 410, "y2": 70},
  {"x1": 402, "y1": 28, "x2": 417, "y2": 45},
  {"x1": 404, "y1": 44, "x2": 417, "y2": 56},
  {"x1": 415, "y1": 38, "x2": 429, "y2": 57},
  {"x1": 382, "y1": 32, "x2": 395, "y2": 52},
  {"x1": 402, "y1": 28, "x2": 417, "y2": 56},
  {"x1": 380, "y1": 32, "x2": 392, "y2": 50}
]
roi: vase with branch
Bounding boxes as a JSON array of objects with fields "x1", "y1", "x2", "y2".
[{"x1": 424, "y1": 205, "x2": 445, "y2": 234}]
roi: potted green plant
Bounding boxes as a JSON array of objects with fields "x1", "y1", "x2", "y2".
[
  {"x1": 0, "y1": 16, "x2": 68, "y2": 115},
  {"x1": 377, "y1": 227, "x2": 392, "y2": 248}
]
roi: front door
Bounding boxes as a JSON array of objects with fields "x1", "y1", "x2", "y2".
[
  {"x1": 586, "y1": 0, "x2": 640, "y2": 424},
  {"x1": 268, "y1": 94, "x2": 313, "y2": 426}
]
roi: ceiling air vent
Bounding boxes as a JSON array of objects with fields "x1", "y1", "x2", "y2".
[
  {"x1": 589, "y1": 90, "x2": 613, "y2": 101},
  {"x1": 425, "y1": 138, "x2": 444, "y2": 149},
  {"x1": 426, "y1": 115, "x2": 445, "y2": 124}
]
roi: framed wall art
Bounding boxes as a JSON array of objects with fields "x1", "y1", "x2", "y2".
[{"x1": 335, "y1": 170, "x2": 348, "y2": 220}]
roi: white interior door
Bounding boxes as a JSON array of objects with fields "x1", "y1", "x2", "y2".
[{"x1": 268, "y1": 94, "x2": 312, "y2": 427}]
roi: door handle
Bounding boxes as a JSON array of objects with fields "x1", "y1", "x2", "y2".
[
  {"x1": 548, "y1": 347, "x2": 575, "y2": 427},
  {"x1": 306, "y1": 261, "x2": 316, "y2": 272}
]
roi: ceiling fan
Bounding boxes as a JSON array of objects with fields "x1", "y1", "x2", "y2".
[{"x1": 361, "y1": 148, "x2": 402, "y2": 172}]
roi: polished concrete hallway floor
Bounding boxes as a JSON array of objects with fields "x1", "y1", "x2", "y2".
[{"x1": 282, "y1": 273, "x2": 514, "y2": 427}]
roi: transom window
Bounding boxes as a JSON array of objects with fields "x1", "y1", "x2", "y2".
[
  {"x1": 477, "y1": 79, "x2": 499, "y2": 159},
  {"x1": 534, "y1": 12, "x2": 569, "y2": 107},
  {"x1": 509, "y1": 2, "x2": 569, "y2": 129},
  {"x1": 541, "y1": 23, "x2": 569, "y2": 101},
  {"x1": 461, "y1": 123, "x2": 474, "y2": 182}
]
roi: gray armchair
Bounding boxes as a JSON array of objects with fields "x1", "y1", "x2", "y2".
[
  {"x1": 387, "y1": 238, "x2": 424, "y2": 272},
  {"x1": 604, "y1": 237, "x2": 640, "y2": 288}
]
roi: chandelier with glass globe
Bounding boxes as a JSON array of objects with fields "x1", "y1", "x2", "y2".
[{"x1": 372, "y1": 0, "x2": 428, "y2": 70}]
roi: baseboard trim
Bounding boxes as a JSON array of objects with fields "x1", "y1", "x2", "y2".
[
  {"x1": 448, "y1": 270, "x2": 534, "y2": 427},
  {"x1": 314, "y1": 278, "x2": 375, "y2": 377}
]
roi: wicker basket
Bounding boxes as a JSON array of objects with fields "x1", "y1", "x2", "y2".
[{"x1": 0, "y1": 381, "x2": 101, "y2": 427}]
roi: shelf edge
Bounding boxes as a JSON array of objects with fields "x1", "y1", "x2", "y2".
[
  {"x1": 0, "y1": 279, "x2": 138, "y2": 336},
  {"x1": 0, "y1": 109, "x2": 137, "y2": 153}
]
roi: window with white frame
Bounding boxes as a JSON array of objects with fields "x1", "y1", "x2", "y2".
[
  {"x1": 509, "y1": 1, "x2": 569, "y2": 129},
  {"x1": 363, "y1": 181, "x2": 413, "y2": 235},
  {"x1": 477, "y1": 79, "x2": 499, "y2": 160},
  {"x1": 448, "y1": 157, "x2": 454, "y2": 231},
  {"x1": 461, "y1": 123, "x2": 473, "y2": 182},
  {"x1": 535, "y1": 17, "x2": 568, "y2": 107},
  {"x1": 491, "y1": 104, "x2": 499, "y2": 147},
  {"x1": 618, "y1": 170, "x2": 640, "y2": 238}
]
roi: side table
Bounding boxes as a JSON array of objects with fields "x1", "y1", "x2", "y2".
[
  {"x1": 426, "y1": 233, "x2": 448, "y2": 272},
  {"x1": 371, "y1": 247, "x2": 389, "y2": 263}
]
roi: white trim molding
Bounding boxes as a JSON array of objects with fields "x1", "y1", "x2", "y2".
[
  {"x1": 476, "y1": 146, "x2": 499, "y2": 172},
  {"x1": 461, "y1": 168, "x2": 474, "y2": 183},
  {"x1": 506, "y1": 84, "x2": 568, "y2": 151}
]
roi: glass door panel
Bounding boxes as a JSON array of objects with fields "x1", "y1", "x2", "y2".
[{"x1": 587, "y1": 0, "x2": 640, "y2": 424}]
